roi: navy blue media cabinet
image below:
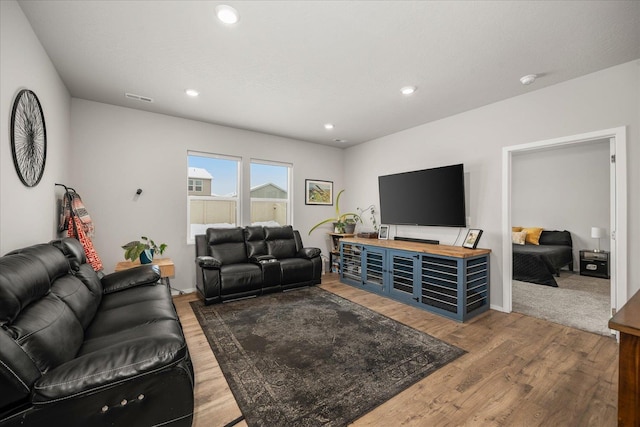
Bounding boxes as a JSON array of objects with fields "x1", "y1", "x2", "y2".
[{"x1": 340, "y1": 237, "x2": 491, "y2": 322}]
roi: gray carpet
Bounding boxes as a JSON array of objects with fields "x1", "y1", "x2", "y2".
[
  {"x1": 513, "y1": 272, "x2": 612, "y2": 336},
  {"x1": 190, "y1": 287, "x2": 465, "y2": 427}
]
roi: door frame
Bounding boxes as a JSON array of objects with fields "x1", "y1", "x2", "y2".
[{"x1": 501, "y1": 127, "x2": 627, "y2": 313}]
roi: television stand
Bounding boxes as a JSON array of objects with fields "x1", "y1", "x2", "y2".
[
  {"x1": 339, "y1": 237, "x2": 490, "y2": 322},
  {"x1": 394, "y1": 236, "x2": 439, "y2": 245}
]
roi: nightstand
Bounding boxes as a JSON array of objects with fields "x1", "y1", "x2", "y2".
[{"x1": 579, "y1": 250, "x2": 610, "y2": 279}]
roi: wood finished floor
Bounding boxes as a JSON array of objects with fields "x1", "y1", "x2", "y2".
[{"x1": 173, "y1": 273, "x2": 618, "y2": 427}]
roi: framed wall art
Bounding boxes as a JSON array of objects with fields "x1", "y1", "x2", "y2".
[{"x1": 305, "y1": 179, "x2": 333, "y2": 205}]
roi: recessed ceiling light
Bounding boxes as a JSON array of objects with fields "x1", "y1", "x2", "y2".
[
  {"x1": 216, "y1": 5, "x2": 239, "y2": 24},
  {"x1": 324, "y1": 123, "x2": 334, "y2": 130},
  {"x1": 400, "y1": 86, "x2": 417, "y2": 95},
  {"x1": 520, "y1": 74, "x2": 537, "y2": 85},
  {"x1": 185, "y1": 89, "x2": 199, "y2": 97}
]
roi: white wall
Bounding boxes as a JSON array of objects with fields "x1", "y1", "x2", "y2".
[
  {"x1": 512, "y1": 140, "x2": 611, "y2": 267},
  {"x1": 344, "y1": 60, "x2": 640, "y2": 309},
  {"x1": 70, "y1": 99, "x2": 344, "y2": 291},
  {"x1": 0, "y1": 0, "x2": 72, "y2": 254}
]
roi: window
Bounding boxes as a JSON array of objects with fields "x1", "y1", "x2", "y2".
[
  {"x1": 187, "y1": 152, "x2": 240, "y2": 240},
  {"x1": 187, "y1": 153, "x2": 293, "y2": 242},
  {"x1": 188, "y1": 179, "x2": 203, "y2": 193},
  {"x1": 250, "y1": 160, "x2": 291, "y2": 226}
]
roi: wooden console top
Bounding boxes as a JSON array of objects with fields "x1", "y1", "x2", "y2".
[{"x1": 341, "y1": 237, "x2": 491, "y2": 258}]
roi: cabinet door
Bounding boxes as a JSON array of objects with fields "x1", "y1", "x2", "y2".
[
  {"x1": 340, "y1": 242, "x2": 362, "y2": 285},
  {"x1": 420, "y1": 255, "x2": 460, "y2": 318},
  {"x1": 465, "y1": 256, "x2": 489, "y2": 314},
  {"x1": 362, "y1": 246, "x2": 385, "y2": 293},
  {"x1": 388, "y1": 250, "x2": 419, "y2": 303}
]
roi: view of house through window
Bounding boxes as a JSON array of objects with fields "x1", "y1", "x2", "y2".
[
  {"x1": 187, "y1": 152, "x2": 240, "y2": 239},
  {"x1": 250, "y1": 160, "x2": 291, "y2": 226},
  {"x1": 187, "y1": 153, "x2": 292, "y2": 241}
]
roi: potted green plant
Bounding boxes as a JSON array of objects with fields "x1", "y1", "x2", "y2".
[
  {"x1": 309, "y1": 190, "x2": 361, "y2": 235},
  {"x1": 357, "y1": 204, "x2": 379, "y2": 232},
  {"x1": 122, "y1": 236, "x2": 168, "y2": 264}
]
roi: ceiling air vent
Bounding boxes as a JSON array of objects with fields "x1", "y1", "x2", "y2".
[{"x1": 125, "y1": 92, "x2": 154, "y2": 103}]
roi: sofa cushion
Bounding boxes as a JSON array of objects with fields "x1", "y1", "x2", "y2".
[
  {"x1": 219, "y1": 263, "x2": 262, "y2": 294},
  {"x1": 206, "y1": 227, "x2": 248, "y2": 264},
  {"x1": 245, "y1": 226, "x2": 267, "y2": 258},
  {"x1": 265, "y1": 226, "x2": 297, "y2": 259},
  {"x1": 6, "y1": 244, "x2": 70, "y2": 283},
  {"x1": 50, "y1": 238, "x2": 86, "y2": 271},
  {"x1": 279, "y1": 258, "x2": 313, "y2": 285},
  {"x1": 8, "y1": 293, "x2": 84, "y2": 374},
  {"x1": 33, "y1": 319, "x2": 187, "y2": 403},
  {"x1": 0, "y1": 253, "x2": 52, "y2": 325},
  {"x1": 51, "y1": 275, "x2": 100, "y2": 330},
  {"x1": 83, "y1": 285, "x2": 177, "y2": 340}
]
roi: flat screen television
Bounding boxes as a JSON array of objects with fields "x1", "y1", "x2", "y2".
[{"x1": 378, "y1": 163, "x2": 466, "y2": 227}]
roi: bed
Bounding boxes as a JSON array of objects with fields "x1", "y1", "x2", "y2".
[{"x1": 512, "y1": 230, "x2": 574, "y2": 287}]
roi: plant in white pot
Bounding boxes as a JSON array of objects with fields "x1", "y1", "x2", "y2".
[
  {"x1": 122, "y1": 236, "x2": 167, "y2": 264},
  {"x1": 308, "y1": 190, "x2": 361, "y2": 235}
]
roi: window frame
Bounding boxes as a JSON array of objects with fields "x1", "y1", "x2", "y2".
[
  {"x1": 250, "y1": 158, "x2": 293, "y2": 227},
  {"x1": 187, "y1": 151, "x2": 241, "y2": 244}
]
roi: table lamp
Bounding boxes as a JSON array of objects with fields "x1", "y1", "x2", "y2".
[{"x1": 591, "y1": 227, "x2": 605, "y2": 252}]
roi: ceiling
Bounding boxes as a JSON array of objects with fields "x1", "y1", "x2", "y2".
[{"x1": 18, "y1": 1, "x2": 640, "y2": 147}]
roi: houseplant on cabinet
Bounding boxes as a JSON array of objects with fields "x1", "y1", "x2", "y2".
[
  {"x1": 309, "y1": 190, "x2": 361, "y2": 234},
  {"x1": 122, "y1": 236, "x2": 168, "y2": 264}
]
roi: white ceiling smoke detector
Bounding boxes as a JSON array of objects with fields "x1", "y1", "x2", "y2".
[
  {"x1": 520, "y1": 74, "x2": 537, "y2": 85},
  {"x1": 185, "y1": 89, "x2": 200, "y2": 97}
]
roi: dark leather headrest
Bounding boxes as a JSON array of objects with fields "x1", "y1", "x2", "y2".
[
  {"x1": 206, "y1": 227, "x2": 244, "y2": 244},
  {"x1": 50, "y1": 238, "x2": 86, "y2": 271}
]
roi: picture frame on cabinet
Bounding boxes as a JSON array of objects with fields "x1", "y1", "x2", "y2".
[
  {"x1": 378, "y1": 225, "x2": 389, "y2": 240},
  {"x1": 463, "y1": 229, "x2": 483, "y2": 249}
]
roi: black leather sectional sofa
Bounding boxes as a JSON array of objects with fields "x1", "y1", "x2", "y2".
[
  {"x1": 0, "y1": 238, "x2": 194, "y2": 427},
  {"x1": 195, "y1": 225, "x2": 322, "y2": 305}
]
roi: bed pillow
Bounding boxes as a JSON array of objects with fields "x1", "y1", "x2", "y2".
[
  {"x1": 522, "y1": 227, "x2": 544, "y2": 245},
  {"x1": 512, "y1": 231, "x2": 527, "y2": 245},
  {"x1": 512, "y1": 226, "x2": 523, "y2": 232},
  {"x1": 538, "y1": 230, "x2": 572, "y2": 246}
]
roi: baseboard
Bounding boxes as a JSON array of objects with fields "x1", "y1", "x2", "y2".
[
  {"x1": 172, "y1": 287, "x2": 196, "y2": 296},
  {"x1": 490, "y1": 303, "x2": 508, "y2": 313}
]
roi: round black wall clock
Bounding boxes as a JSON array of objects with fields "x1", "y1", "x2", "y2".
[{"x1": 11, "y1": 89, "x2": 47, "y2": 187}]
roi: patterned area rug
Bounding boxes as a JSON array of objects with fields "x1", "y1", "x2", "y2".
[{"x1": 190, "y1": 287, "x2": 465, "y2": 427}]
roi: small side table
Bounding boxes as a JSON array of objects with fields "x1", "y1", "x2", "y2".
[
  {"x1": 328, "y1": 233, "x2": 355, "y2": 273},
  {"x1": 115, "y1": 258, "x2": 176, "y2": 289},
  {"x1": 579, "y1": 250, "x2": 610, "y2": 279}
]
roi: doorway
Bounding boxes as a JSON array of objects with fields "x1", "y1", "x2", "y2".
[{"x1": 501, "y1": 127, "x2": 628, "y2": 318}]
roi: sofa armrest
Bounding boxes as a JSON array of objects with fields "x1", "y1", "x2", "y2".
[
  {"x1": 197, "y1": 256, "x2": 222, "y2": 269},
  {"x1": 101, "y1": 265, "x2": 161, "y2": 294},
  {"x1": 297, "y1": 247, "x2": 321, "y2": 259}
]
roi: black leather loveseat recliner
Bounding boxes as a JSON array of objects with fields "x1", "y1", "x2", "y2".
[
  {"x1": 0, "y1": 238, "x2": 194, "y2": 427},
  {"x1": 195, "y1": 225, "x2": 322, "y2": 305}
]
